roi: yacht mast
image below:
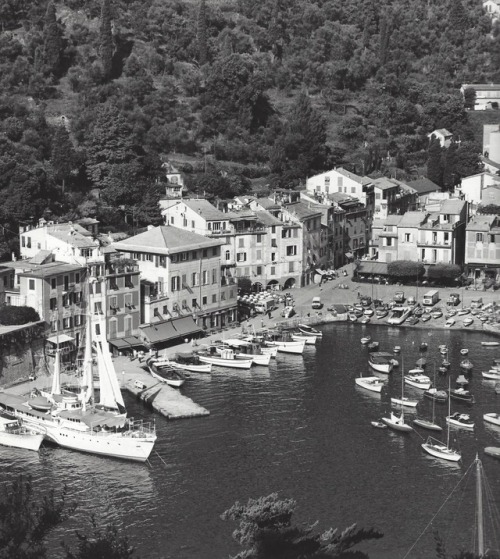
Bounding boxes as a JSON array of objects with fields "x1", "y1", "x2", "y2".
[{"x1": 476, "y1": 455, "x2": 484, "y2": 556}]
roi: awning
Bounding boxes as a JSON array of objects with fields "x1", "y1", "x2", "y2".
[
  {"x1": 140, "y1": 317, "x2": 203, "y2": 345},
  {"x1": 356, "y1": 261, "x2": 389, "y2": 276},
  {"x1": 109, "y1": 336, "x2": 144, "y2": 350},
  {"x1": 47, "y1": 334, "x2": 74, "y2": 344},
  {"x1": 345, "y1": 252, "x2": 353, "y2": 258}
]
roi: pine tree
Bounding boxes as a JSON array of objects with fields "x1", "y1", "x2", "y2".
[
  {"x1": 51, "y1": 126, "x2": 75, "y2": 193},
  {"x1": 43, "y1": 2, "x2": 62, "y2": 76},
  {"x1": 427, "y1": 137, "x2": 444, "y2": 188},
  {"x1": 100, "y1": 0, "x2": 113, "y2": 80},
  {"x1": 379, "y1": 12, "x2": 391, "y2": 66},
  {"x1": 197, "y1": 0, "x2": 207, "y2": 66}
]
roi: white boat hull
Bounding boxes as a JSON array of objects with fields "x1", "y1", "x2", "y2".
[
  {"x1": 368, "y1": 361, "x2": 393, "y2": 374},
  {"x1": 404, "y1": 377, "x2": 431, "y2": 390},
  {"x1": 391, "y1": 397, "x2": 418, "y2": 408},
  {"x1": 197, "y1": 355, "x2": 253, "y2": 369},
  {"x1": 484, "y1": 413, "x2": 500, "y2": 427},
  {"x1": 149, "y1": 369, "x2": 185, "y2": 387},
  {"x1": 355, "y1": 377, "x2": 384, "y2": 393},
  {"x1": 0, "y1": 430, "x2": 44, "y2": 452},
  {"x1": 413, "y1": 418, "x2": 442, "y2": 432},
  {"x1": 168, "y1": 361, "x2": 212, "y2": 374},
  {"x1": 265, "y1": 341, "x2": 305, "y2": 354},
  {"x1": 446, "y1": 416, "x2": 474, "y2": 431},
  {"x1": 482, "y1": 371, "x2": 500, "y2": 380},
  {"x1": 422, "y1": 441, "x2": 461, "y2": 462},
  {"x1": 381, "y1": 414, "x2": 413, "y2": 432},
  {"x1": 291, "y1": 334, "x2": 317, "y2": 345},
  {"x1": 482, "y1": 342, "x2": 499, "y2": 347}
]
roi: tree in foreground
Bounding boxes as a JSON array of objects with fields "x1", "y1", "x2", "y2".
[{"x1": 221, "y1": 493, "x2": 383, "y2": 558}]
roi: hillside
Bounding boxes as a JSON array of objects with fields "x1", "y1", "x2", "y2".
[{"x1": 0, "y1": 0, "x2": 497, "y2": 257}]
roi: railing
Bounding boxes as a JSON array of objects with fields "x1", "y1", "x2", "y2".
[
  {"x1": 106, "y1": 264, "x2": 139, "y2": 275},
  {"x1": 145, "y1": 292, "x2": 169, "y2": 303},
  {"x1": 417, "y1": 240, "x2": 451, "y2": 247}
]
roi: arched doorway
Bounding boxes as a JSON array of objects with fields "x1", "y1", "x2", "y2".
[
  {"x1": 266, "y1": 280, "x2": 279, "y2": 291},
  {"x1": 252, "y1": 282, "x2": 263, "y2": 292},
  {"x1": 283, "y1": 278, "x2": 296, "y2": 290}
]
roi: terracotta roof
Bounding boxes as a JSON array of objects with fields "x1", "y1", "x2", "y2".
[
  {"x1": 112, "y1": 226, "x2": 224, "y2": 255},
  {"x1": 408, "y1": 178, "x2": 441, "y2": 194},
  {"x1": 466, "y1": 214, "x2": 498, "y2": 231},
  {"x1": 178, "y1": 199, "x2": 227, "y2": 220},
  {"x1": 284, "y1": 201, "x2": 322, "y2": 220},
  {"x1": 439, "y1": 199, "x2": 466, "y2": 214},
  {"x1": 398, "y1": 211, "x2": 428, "y2": 227}
]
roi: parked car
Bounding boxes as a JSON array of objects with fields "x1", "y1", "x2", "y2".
[
  {"x1": 421, "y1": 314, "x2": 431, "y2": 322},
  {"x1": 407, "y1": 316, "x2": 419, "y2": 325},
  {"x1": 431, "y1": 309, "x2": 443, "y2": 319},
  {"x1": 407, "y1": 295, "x2": 416, "y2": 305},
  {"x1": 393, "y1": 291, "x2": 405, "y2": 303},
  {"x1": 312, "y1": 296, "x2": 323, "y2": 309},
  {"x1": 360, "y1": 296, "x2": 372, "y2": 307},
  {"x1": 470, "y1": 297, "x2": 483, "y2": 309},
  {"x1": 447, "y1": 293, "x2": 460, "y2": 306}
]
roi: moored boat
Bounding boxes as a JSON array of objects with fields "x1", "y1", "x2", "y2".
[
  {"x1": 483, "y1": 413, "x2": 500, "y2": 427},
  {"x1": 393, "y1": 346, "x2": 401, "y2": 353},
  {"x1": 413, "y1": 417, "x2": 442, "y2": 432},
  {"x1": 197, "y1": 348, "x2": 253, "y2": 369},
  {"x1": 424, "y1": 388, "x2": 448, "y2": 403},
  {"x1": 482, "y1": 370, "x2": 500, "y2": 381},
  {"x1": 355, "y1": 374, "x2": 385, "y2": 393},
  {"x1": 421, "y1": 436, "x2": 461, "y2": 462},
  {"x1": 360, "y1": 336, "x2": 371, "y2": 344},
  {"x1": 456, "y1": 374, "x2": 469, "y2": 386},
  {"x1": 146, "y1": 358, "x2": 186, "y2": 387},
  {"x1": 484, "y1": 446, "x2": 500, "y2": 459},
  {"x1": 450, "y1": 387, "x2": 475, "y2": 404},
  {"x1": 391, "y1": 396, "x2": 419, "y2": 408},
  {"x1": 463, "y1": 318, "x2": 474, "y2": 327},
  {"x1": 297, "y1": 324, "x2": 323, "y2": 337},
  {"x1": 446, "y1": 412, "x2": 474, "y2": 430},
  {"x1": 404, "y1": 373, "x2": 431, "y2": 390},
  {"x1": 482, "y1": 341, "x2": 500, "y2": 347},
  {"x1": 0, "y1": 411, "x2": 44, "y2": 452},
  {"x1": 460, "y1": 348, "x2": 469, "y2": 355},
  {"x1": 368, "y1": 352, "x2": 394, "y2": 374},
  {"x1": 460, "y1": 359, "x2": 473, "y2": 371},
  {"x1": 155, "y1": 353, "x2": 212, "y2": 374},
  {"x1": 371, "y1": 420, "x2": 387, "y2": 429},
  {"x1": 367, "y1": 341, "x2": 380, "y2": 351},
  {"x1": 420, "y1": 342, "x2": 428, "y2": 351},
  {"x1": 381, "y1": 411, "x2": 413, "y2": 432},
  {"x1": 291, "y1": 333, "x2": 317, "y2": 345}
]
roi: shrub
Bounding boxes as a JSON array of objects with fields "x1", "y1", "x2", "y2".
[
  {"x1": 387, "y1": 260, "x2": 425, "y2": 283},
  {"x1": 0, "y1": 306, "x2": 40, "y2": 325}
]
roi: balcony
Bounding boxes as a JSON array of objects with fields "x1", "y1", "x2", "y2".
[
  {"x1": 106, "y1": 263, "x2": 139, "y2": 276},
  {"x1": 144, "y1": 292, "x2": 169, "y2": 303},
  {"x1": 417, "y1": 240, "x2": 452, "y2": 248},
  {"x1": 209, "y1": 229, "x2": 233, "y2": 236}
]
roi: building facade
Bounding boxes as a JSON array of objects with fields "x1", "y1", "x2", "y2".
[{"x1": 465, "y1": 214, "x2": 500, "y2": 280}]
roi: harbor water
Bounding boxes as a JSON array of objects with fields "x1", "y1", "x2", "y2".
[{"x1": 1, "y1": 323, "x2": 500, "y2": 558}]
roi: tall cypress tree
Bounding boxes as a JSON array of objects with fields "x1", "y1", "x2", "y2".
[
  {"x1": 51, "y1": 126, "x2": 75, "y2": 193},
  {"x1": 427, "y1": 137, "x2": 444, "y2": 188},
  {"x1": 100, "y1": 0, "x2": 113, "y2": 79},
  {"x1": 379, "y1": 13, "x2": 391, "y2": 66},
  {"x1": 43, "y1": 2, "x2": 62, "y2": 76},
  {"x1": 197, "y1": 0, "x2": 207, "y2": 65}
]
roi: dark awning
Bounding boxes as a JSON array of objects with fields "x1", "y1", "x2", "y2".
[
  {"x1": 345, "y1": 252, "x2": 353, "y2": 258},
  {"x1": 140, "y1": 317, "x2": 203, "y2": 345},
  {"x1": 109, "y1": 336, "x2": 144, "y2": 350},
  {"x1": 108, "y1": 339, "x2": 130, "y2": 350},
  {"x1": 356, "y1": 261, "x2": 389, "y2": 276}
]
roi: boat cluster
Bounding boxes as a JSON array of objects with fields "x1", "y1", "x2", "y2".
[
  {"x1": 145, "y1": 324, "x2": 323, "y2": 381},
  {"x1": 357, "y1": 339, "x2": 500, "y2": 462}
]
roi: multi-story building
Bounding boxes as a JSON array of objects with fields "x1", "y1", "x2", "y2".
[
  {"x1": 330, "y1": 193, "x2": 368, "y2": 261},
  {"x1": 0, "y1": 266, "x2": 13, "y2": 305},
  {"x1": 456, "y1": 172, "x2": 500, "y2": 212},
  {"x1": 370, "y1": 215, "x2": 403, "y2": 261},
  {"x1": 17, "y1": 219, "x2": 143, "y2": 348},
  {"x1": 372, "y1": 177, "x2": 417, "y2": 220},
  {"x1": 2, "y1": 255, "x2": 87, "y2": 363},
  {"x1": 112, "y1": 225, "x2": 236, "y2": 344},
  {"x1": 465, "y1": 214, "x2": 500, "y2": 281}
]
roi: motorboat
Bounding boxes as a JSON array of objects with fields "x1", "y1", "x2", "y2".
[
  {"x1": 483, "y1": 413, "x2": 500, "y2": 427},
  {"x1": 463, "y1": 317, "x2": 474, "y2": 327},
  {"x1": 408, "y1": 367, "x2": 425, "y2": 375},
  {"x1": 368, "y1": 352, "x2": 394, "y2": 374},
  {"x1": 146, "y1": 359, "x2": 186, "y2": 387},
  {"x1": 214, "y1": 342, "x2": 271, "y2": 366},
  {"x1": 197, "y1": 348, "x2": 253, "y2": 369},
  {"x1": 404, "y1": 374, "x2": 431, "y2": 390},
  {"x1": 297, "y1": 324, "x2": 323, "y2": 337},
  {"x1": 157, "y1": 353, "x2": 212, "y2": 374},
  {"x1": 290, "y1": 333, "x2": 317, "y2": 345},
  {"x1": 381, "y1": 411, "x2": 413, "y2": 432},
  {"x1": 450, "y1": 387, "x2": 475, "y2": 404},
  {"x1": 393, "y1": 346, "x2": 401, "y2": 353},
  {"x1": 495, "y1": 382, "x2": 500, "y2": 395},
  {"x1": 460, "y1": 349, "x2": 469, "y2": 355},
  {"x1": 355, "y1": 374, "x2": 385, "y2": 393},
  {"x1": 367, "y1": 341, "x2": 379, "y2": 351},
  {"x1": 439, "y1": 345, "x2": 449, "y2": 355},
  {"x1": 391, "y1": 396, "x2": 419, "y2": 408},
  {"x1": 263, "y1": 339, "x2": 305, "y2": 355},
  {"x1": 360, "y1": 336, "x2": 371, "y2": 345},
  {"x1": 484, "y1": 447, "x2": 500, "y2": 459},
  {"x1": 446, "y1": 412, "x2": 474, "y2": 430},
  {"x1": 424, "y1": 388, "x2": 448, "y2": 403},
  {"x1": 482, "y1": 370, "x2": 500, "y2": 381},
  {"x1": 371, "y1": 420, "x2": 387, "y2": 429},
  {"x1": 460, "y1": 359, "x2": 473, "y2": 371},
  {"x1": 441, "y1": 359, "x2": 451, "y2": 368},
  {"x1": 482, "y1": 341, "x2": 500, "y2": 347},
  {"x1": 0, "y1": 411, "x2": 44, "y2": 452},
  {"x1": 456, "y1": 374, "x2": 469, "y2": 386},
  {"x1": 445, "y1": 318, "x2": 455, "y2": 328}
]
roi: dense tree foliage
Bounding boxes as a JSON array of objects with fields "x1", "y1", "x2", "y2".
[
  {"x1": 0, "y1": 306, "x2": 40, "y2": 325},
  {"x1": 387, "y1": 260, "x2": 426, "y2": 283},
  {"x1": 0, "y1": 0, "x2": 497, "y2": 238}
]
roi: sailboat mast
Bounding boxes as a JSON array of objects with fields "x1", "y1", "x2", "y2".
[
  {"x1": 476, "y1": 455, "x2": 484, "y2": 556},
  {"x1": 446, "y1": 377, "x2": 451, "y2": 449}
]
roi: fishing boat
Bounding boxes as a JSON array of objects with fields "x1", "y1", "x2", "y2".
[
  {"x1": 404, "y1": 373, "x2": 432, "y2": 390},
  {"x1": 422, "y1": 391, "x2": 461, "y2": 460},
  {"x1": 0, "y1": 411, "x2": 44, "y2": 452},
  {"x1": 197, "y1": 348, "x2": 253, "y2": 369},
  {"x1": 297, "y1": 324, "x2": 323, "y2": 337},
  {"x1": 424, "y1": 388, "x2": 448, "y2": 403},
  {"x1": 482, "y1": 341, "x2": 500, "y2": 347},
  {"x1": 214, "y1": 341, "x2": 272, "y2": 366},
  {"x1": 446, "y1": 412, "x2": 475, "y2": 430},
  {"x1": 355, "y1": 373, "x2": 385, "y2": 393},
  {"x1": 360, "y1": 336, "x2": 371, "y2": 344},
  {"x1": 146, "y1": 358, "x2": 186, "y2": 387},
  {"x1": 368, "y1": 352, "x2": 394, "y2": 374},
  {"x1": 450, "y1": 387, "x2": 475, "y2": 404},
  {"x1": 0, "y1": 317, "x2": 156, "y2": 462},
  {"x1": 155, "y1": 353, "x2": 212, "y2": 374},
  {"x1": 482, "y1": 370, "x2": 500, "y2": 381},
  {"x1": 460, "y1": 348, "x2": 469, "y2": 355},
  {"x1": 166, "y1": 360, "x2": 212, "y2": 374},
  {"x1": 371, "y1": 420, "x2": 387, "y2": 429},
  {"x1": 264, "y1": 339, "x2": 305, "y2": 355},
  {"x1": 483, "y1": 413, "x2": 500, "y2": 427},
  {"x1": 460, "y1": 359, "x2": 473, "y2": 371}
]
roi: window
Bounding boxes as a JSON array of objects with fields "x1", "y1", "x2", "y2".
[
  {"x1": 256, "y1": 234, "x2": 262, "y2": 244},
  {"x1": 94, "y1": 302, "x2": 103, "y2": 315},
  {"x1": 181, "y1": 274, "x2": 187, "y2": 288},
  {"x1": 159, "y1": 256, "x2": 166, "y2": 268},
  {"x1": 288, "y1": 262, "x2": 294, "y2": 273},
  {"x1": 202, "y1": 270, "x2": 208, "y2": 285},
  {"x1": 28, "y1": 279, "x2": 35, "y2": 290},
  {"x1": 74, "y1": 315, "x2": 82, "y2": 327},
  {"x1": 80, "y1": 248, "x2": 92, "y2": 258},
  {"x1": 225, "y1": 250, "x2": 231, "y2": 261},
  {"x1": 404, "y1": 233, "x2": 411, "y2": 242},
  {"x1": 64, "y1": 276, "x2": 69, "y2": 291},
  {"x1": 50, "y1": 298, "x2": 57, "y2": 311},
  {"x1": 192, "y1": 298, "x2": 198, "y2": 308},
  {"x1": 191, "y1": 220, "x2": 195, "y2": 228},
  {"x1": 170, "y1": 216, "x2": 174, "y2": 225},
  {"x1": 21, "y1": 237, "x2": 25, "y2": 247},
  {"x1": 271, "y1": 252, "x2": 276, "y2": 262},
  {"x1": 490, "y1": 234, "x2": 495, "y2": 243},
  {"x1": 476, "y1": 233, "x2": 484, "y2": 242},
  {"x1": 444, "y1": 232, "x2": 450, "y2": 243},
  {"x1": 192, "y1": 272, "x2": 199, "y2": 286},
  {"x1": 51, "y1": 278, "x2": 57, "y2": 290},
  {"x1": 171, "y1": 276, "x2": 180, "y2": 291},
  {"x1": 212, "y1": 294, "x2": 217, "y2": 303},
  {"x1": 221, "y1": 292, "x2": 226, "y2": 301},
  {"x1": 63, "y1": 317, "x2": 72, "y2": 329},
  {"x1": 95, "y1": 323, "x2": 100, "y2": 336},
  {"x1": 237, "y1": 252, "x2": 247, "y2": 262},
  {"x1": 27, "y1": 237, "x2": 31, "y2": 249},
  {"x1": 181, "y1": 252, "x2": 187, "y2": 261},
  {"x1": 271, "y1": 239, "x2": 277, "y2": 247},
  {"x1": 238, "y1": 238, "x2": 244, "y2": 248},
  {"x1": 256, "y1": 266, "x2": 262, "y2": 275},
  {"x1": 212, "y1": 268, "x2": 217, "y2": 284},
  {"x1": 110, "y1": 296, "x2": 118, "y2": 311},
  {"x1": 202, "y1": 296, "x2": 207, "y2": 305},
  {"x1": 271, "y1": 226, "x2": 276, "y2": 234},
  {"x1": 256, "y1": 250, "x2": 262, "y2": 260},
  {"x1": 163, "y1": 305, "x2": 169, "y2": 315},
  {"x1": 270, "y1": 267, "x2": 275, "y2": 276},
  {"x1": 202, "y1": 249, "x2": 208, "y2": 257},
  {"x1": 183, "y1": 217, "x2": 187, "y2": 227},
  {"x1": 286, "y1": 246, "x2": 297, "y2": 256},
  {"x1": 386, "y1": 238, "x2": 393, "y2": 247},
  {"x1": 51, "y1": 320, "x2": 58, "y2": 332}
]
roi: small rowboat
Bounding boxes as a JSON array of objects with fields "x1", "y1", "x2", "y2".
[
  {"x1": 482, "y1": 341, "x2": 499, "y2": 347},
  {"x1": 484, "y1": 447, "x2": 500, "y2": 459},
  {"x1": 298, "y1": 324, "x2": 323, "y2": 337},
  {"x1": 460, "y1": 349, "x2": 469, "y2": 355},
  {"x1": 360, "y1": 337, "x2": 371, "y2": 344},
  {"x1": 371, "y1": 420, "x2": 387, "y2": 429}
]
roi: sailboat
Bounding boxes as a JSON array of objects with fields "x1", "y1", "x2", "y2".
[
  {"x1": 0, "y1": 315, "x2": 156, "y2": 462},
  {"x1": 382, "y1": 357, "x2": 413, "y2": 432},
  {"x1": 421, "y1": 379, "x2": 461, "y2": 462},
  {"x1": 413, "y1": 365, "x2": 443, "y2": 432}
]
